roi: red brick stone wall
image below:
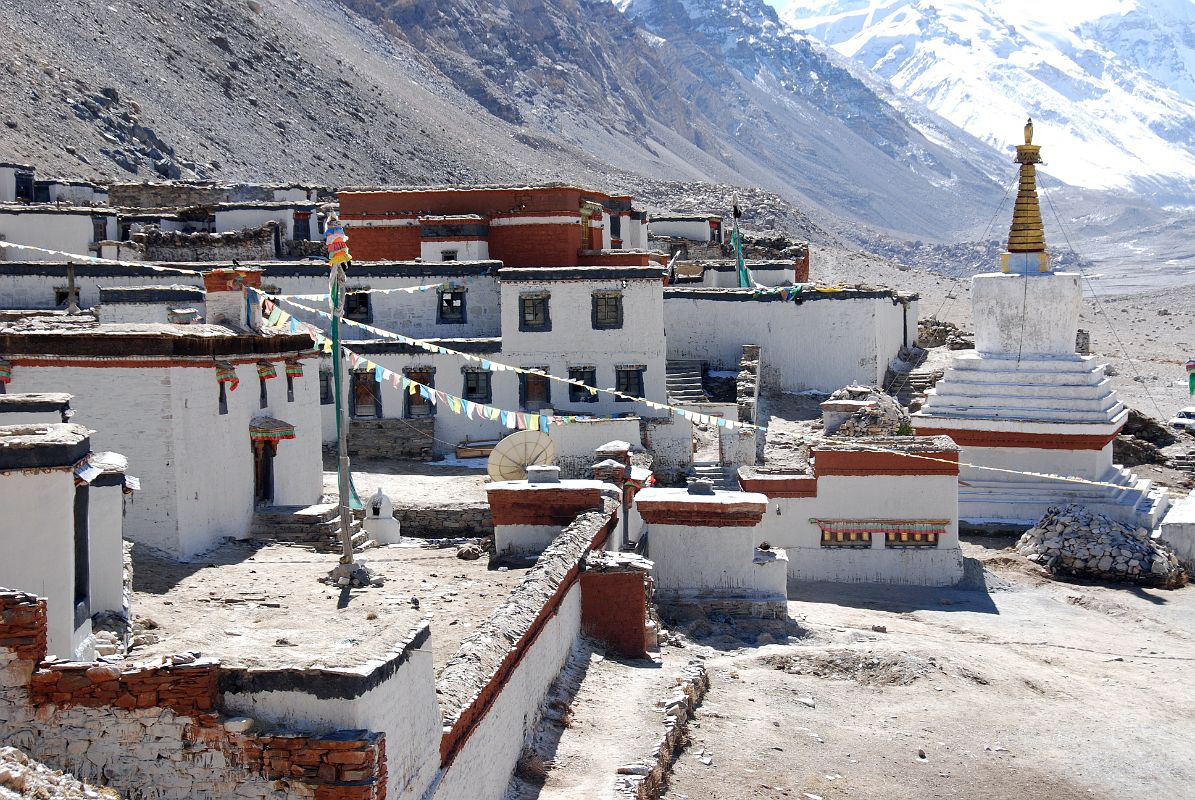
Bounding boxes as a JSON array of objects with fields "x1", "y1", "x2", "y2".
[
  {"x1": 29, "y1": 661, "x2": 218, "y2": 715},
  {"x1": 488, "y1": 222, "x2": 582, "y2": 267},
  {"x1": 579, "y1": 571, "x2": 648, "y2": 658},
  {"x1": 737, "y1": 475, "x2": 819, "y2": 498},
  {"x1": 340, "y1": 187, "x2": 586, "y2": 218},
  {"x1": 345, "y1": 225, "x2": 421, "y2": 261},
  {"x1": 577, "y1": 252, "x2": 655, "y2": 267},
  {"x1": 488, "y1": 486, "x2": 607, "y2": 527},
  {"x1": 637, "y1": 499, "x2": 767, "y2": 527},
  {"x1": 0, "y1": 592, "x2": 47, "y2": 666},
  {"x1": 814, "y1": 448, "x2": 959, "y2": 476}
]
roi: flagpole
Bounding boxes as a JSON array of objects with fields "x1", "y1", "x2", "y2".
[
  {"x1": 732, "y1": 195, "x2": 749, "y2": 289},
  {"x1": 327, "y1": 222, "x2": 355, "y2": 564}
]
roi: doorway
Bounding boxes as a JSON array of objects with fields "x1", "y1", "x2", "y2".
[
  {"x1": 351, "y1": 371, "x2": 382, "y2": 418},
  {"x1": 253, "y1": 441, "x2": 276, "y2": 504}
]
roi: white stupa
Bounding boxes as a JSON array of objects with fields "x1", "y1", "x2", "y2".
[{"x1": 912, "y1": 120, "x2": 1170, "y2": 529}]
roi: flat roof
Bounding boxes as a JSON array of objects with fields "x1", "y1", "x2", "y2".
[
  {"x1": 0, "y1": 203, "x2": 116, "y2": 215},
  {"x1": 499, "y1": 266, "x2": 665, "y2": 282},
  {"x1": 0, "y1": 422, "x2": 91, "y2": 469},
  {"x1": 0, "y1": 317, "x2": 315, "y2": 358},
  {"x1": 129, "y1": 540, "x2": 531, "y2": 675}
]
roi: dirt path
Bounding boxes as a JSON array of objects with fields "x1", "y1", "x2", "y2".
[
  {"x1": 660, "y1": 547, "x2": 1195, "y2": 800},
  {"x1": 507, "y1": 641, "x2": 687, "y2": 800}
]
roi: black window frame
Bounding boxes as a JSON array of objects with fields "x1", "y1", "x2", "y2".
[
  {"x1": 440, "y1": 249, "x2": 459, "y2": 262},
  {"x1": 437, "y1": 288, "x2": 467, "y2": 325},
  {"x1": 568, "y1": 367, "x2": 598, "y2": 403},
  {"x1": 73, "y1": 483, "x2": 90, "y2": 630},
  {"x1": 218, "y1": 381, "x2": 229, "y2": 415},
  {"x1": 286, "y1": 373, "x2": 295, "y2": 403},
  {"x1": 403, "y1": 368, "x2": 435, "y2": 419},
  {"x1": 259, "y1": 376, "x2": 269, "y2": 409},
  {"x1": 615, "y1": 367, "x2": 645, "y2": 402},
  {"x1": 592, "y1": 291, "x2": 623, "y2": 330},
  {"x1": 462, "y1": 370, "x2": 492, "y2": 404},
  {"x1": 319, "y1": 371, "x2": 334, "y2": 405},
  {"x1": 344, "y1": 292, "x2": 372, "y2": 323},
  {"x1": 519, "y1": 293, "x2": 551, "y2": 332}
]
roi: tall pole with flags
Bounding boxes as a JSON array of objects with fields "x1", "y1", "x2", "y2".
[
  {"x1": 732, "y1": 196, "x2": 750, "y2": 289},
  {"x1": 326, "y1": 221, "x2": 356, "y2": 564}
]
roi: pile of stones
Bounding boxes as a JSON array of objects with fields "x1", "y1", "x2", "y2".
[
  {"x1": 917, "y1": 318, "x2": 973, "y2": 350},
  {"x1": 829, "y1": 386, "x2": 910, "y2": 437},
  {"x1": 323, "y1": 559, "x2": 384, "y2": 588},
  {"x1": 1016, "y1": 504, "x2": 1187, "y2": 588}
]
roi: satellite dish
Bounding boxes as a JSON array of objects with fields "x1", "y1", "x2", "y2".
[{"x1": 487, "y1": 430, "x2": 557, "y2": 482}]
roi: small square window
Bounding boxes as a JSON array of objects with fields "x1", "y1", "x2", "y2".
[
  {"x1": 615, "y1": 367, "x2": 644, "y2": 401},
  {"x1": 519, "y1": 294, "x2": 551, "y2": 332},
  {"x1": 438, "y1": 289, "x2": 467, "y2": 324},
  {"x1": 592, "y1": 292, "x2": 623, "y2": 329},
  {"x1": 319, "y1": 372, "x2": 334, "y2": 405},
  {"x1": 441, "y1": 249, "x2": 459, "y2": 262},
  {"x1": 344, "y1": 292, "x2": 371, "y2": 322},
  {"x1": 568, "y1": 367, "x2": 598, "y2": 403},
  {"x1": 462, "y1": 370, "x2": 492, "y2": 404}
]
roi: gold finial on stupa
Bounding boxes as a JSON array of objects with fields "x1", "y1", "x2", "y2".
[{"x1": 1008, "y1": 117, "x2": 1046, "y2": 254}]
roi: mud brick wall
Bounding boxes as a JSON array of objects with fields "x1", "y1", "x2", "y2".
[
  {"x1": 579, "y1": 569, "x2": 650, "y2": 658},
  {"x1": 0, "y1": 590, "x2": 388, "y2": 800}
]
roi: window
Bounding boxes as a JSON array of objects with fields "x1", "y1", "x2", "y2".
[
  {"x1": 344, "y1": 292, "x2": 371, "y2": 322},
  {"x1": 462, "y1": 370, "x2": 492, "y2": 404},
  {"x1": 319, "y1": 371, "x2": 334, "y2": 405},
  {"x1": 520, "y1": 369, "x2": 551, "y2": 412},
  {"x1": 293, "y1": 211, "x2": 311, "y2": 241},
  {"x1": 441, "y1": 249, "x2": 458, "y2": 262},
  {"x1": 592, "y1": 291, "x2": 623, "y2": 329},
  {"x1": 218, "y1": 382, "x2": 229, "y2": 415},
  {"x1": 820, "y1": 530, "x2": 871, "y2": 548},
  {"x1": 54, "y1": 287, "x2": 70, "y2": 307},
  {"x1": 287, "y1": 374, "x2": 295, "y2": 403},
  {"x1": 519, "y1": 293, "x2": 551, "y2": 332},
  {"x1": 610, "y1": 214, "x2": 622, "y2": 241},
  {"x1": 14, "y1": 171, "x2": 33, "y2": 202},
  {"x1": 259, "y1": 377, "x2": 269, "y2": 409},
  {"x1": 568, "y1": 367, "x2": 598, "y2": 403},
  {"x1": 438, "y1": 289, "x2": 467, "y2": 324},
  {"x1": 615, "y1": 367, "x2": 645, "y2": 402},
  {"x1": 404, "y1": 368, "x2": 434, "y2": 418},
  {"x1": 92, "y1": 217, "x2": 108, "y2": 243}
]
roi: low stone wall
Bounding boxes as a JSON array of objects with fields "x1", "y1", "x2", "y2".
[
  {"x1": 0, "y1": 590, "x2": 390, "y2": 800},
  {"x1": 392, "y1": 506, "x2": 492, "y2": 539},
  {"x1": 432, "y1": 504, "x2": 618, "y2": 799},
  {"x1": 348, "y1": 418, "x2": 434, "y2": 461},
  {"x1": 137, "y1": 224, "x2": 278, "y2": 263},
  {"x1": 615, "y1": 662, "x2": 709, "y2": 800}
]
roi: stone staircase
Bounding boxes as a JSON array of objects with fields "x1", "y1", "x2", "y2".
[
  {"x1": 1170, "y1": 448, "x2": 1195, "y2": 475},
  {"x1": 890, "y1": 368, "x2": 944, "y2": 407},
  {"x1": 666, "y1": 360, "x2": 708, "y2": 404},
  {"x1": 250, "y1": 503, "x2": 371, "y2": 552},
  {"x1": 688, "y1": 461, "x2": 738, "y2": 491}
]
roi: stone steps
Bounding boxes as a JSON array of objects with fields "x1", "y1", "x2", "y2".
[
  {"x1": 689, "y1": 461, "x2": 738, "y2": 491},
  {"x1": 666, "y1": 360, "x2": 708, "y2": 405},
  {"x1": 250, "y1": 503, "x2": 370, "y2": 552}
]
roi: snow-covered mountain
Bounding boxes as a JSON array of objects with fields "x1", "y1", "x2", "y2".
[{"x1": 777, "y1": 0, "x2": 1195, "y2": 204}]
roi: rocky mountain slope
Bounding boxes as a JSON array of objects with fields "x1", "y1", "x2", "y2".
[{"x1": 0, "y1": 0, "x2": 1014, "y2": 242}]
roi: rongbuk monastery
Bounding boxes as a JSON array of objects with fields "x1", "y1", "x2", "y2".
[{"x1": 0, "y1": 127, "x2": 1187, "y2": 799}]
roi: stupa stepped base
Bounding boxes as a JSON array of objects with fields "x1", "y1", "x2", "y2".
[
  {"x1": 917, "y1": 352, "x2": 1124, "y2": 428},
  {"x1": 958, "y1": 466, "x2": 1170, "y2": 530}
]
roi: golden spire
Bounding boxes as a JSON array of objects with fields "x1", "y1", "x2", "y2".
[{"x1": 1008, "y1": 117, "x2": 1046, "y2": 253}]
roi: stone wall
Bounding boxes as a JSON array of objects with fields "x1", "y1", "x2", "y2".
[
  {"x1": 137, "y1": 224, "x2": 278, "y2": 263},
  {"x1": 0, "y1": 591, "x2": 389, "y2": 800},
  {"x1": 348, "y1": 419, "x2": 434, "y2": 461},
  {"x1": 391, "y1": 506, "x2": 492, "y2": 539}
]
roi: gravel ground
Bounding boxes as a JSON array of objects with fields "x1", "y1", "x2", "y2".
[{"x1": 657, "y1": 542, "x2": 1195, "y2": 800}]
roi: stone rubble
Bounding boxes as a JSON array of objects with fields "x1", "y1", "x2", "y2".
[
  {"x1": 917, "y1": 318, "x2": 973, "y2": 350},
  {"x1": 1015, "y1": 504, "x2": 1188, "y2": 588},
  {"x1": 615, "y1": 661, "x2": 709, "y2": 800},
  {"x1": 323, "y1": 560, "x2": 384, "y2": 588},
  {"x1": 827, "y1": 386, "x2": 910, "y2": 437},
  {"x1": 0, "y1": 746, "x2": 118, "y2": 799}
]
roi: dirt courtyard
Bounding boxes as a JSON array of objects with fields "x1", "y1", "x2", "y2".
[{"x1": 656, "y1": 543, "x2": 1195, "y2": 800}]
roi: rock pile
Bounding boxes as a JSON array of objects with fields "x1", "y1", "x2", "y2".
[
  {"x1": 323, "y1": 560, "x2": 384, "y2": 588},
  {"x1": 917, "y1": 319, "x2": 973, "y2": 350},
  {"x1": 0, "y1": 746, "x2": 117, "y2": 799},
  {"x1": 828, "y1": 386, "x2": 910, "y2": 437},
  {"x1": 1016, "y1": 504, "x2": 1187, "y2": 588}
]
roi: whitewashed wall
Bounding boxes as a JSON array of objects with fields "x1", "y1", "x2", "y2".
[
  {"x1": 431, "y1": 584, "x2": 581, "y2": 800},
  {"x1": 222, "y1": 627, "x2": 442, "y2": 800},
  {"x1": 752, "y1": 473, "x2": 964, "y2": 586},
  {"x1": 0, "y1": 469, "x2": 92, "y2": 659},
  {"x1": 0, "y1": 212, "x2": 95, "y2": 262},
  {"x1": 0, "y1": 167, "x2": 18, "y2": 202},
  {"x1": 7, "y1": 358, "x2": 322, "y2": 559},
  {"x1": 214, "y1": 208, "x2": 295, "y2": 240},
  {"x1": 420, "y1": 240, "x2": 489, "y2": 262},
  {"x1": 646, "y1": 522, "x2": 783, "y2": 600},
  {"x1": 642, "y1": 415, "x2": 693, "y2": 483},
  {"x1": 548, "y1": 417, "x2": 643, "y2": 478},
  {"x1": 663, "y1": 293, "x2": 915, "y2": 393},
  {"x1": 0, "y1": 269, "x2": 204, "y2": 310},
  {"x1": 87, "y1": 482, "x2": 126, "y2": 616},
  {"x1": 650, "y1": 219, "x2": 715, "y2": 241},
  {"x1": 500, "y1": 277, "x2": 668, "y2": 416}
]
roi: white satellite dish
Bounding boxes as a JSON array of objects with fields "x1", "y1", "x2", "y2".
[{"x1": 487, "y1": 430, "x2": 557, "y2": 482}]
